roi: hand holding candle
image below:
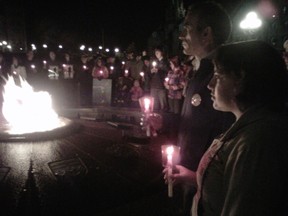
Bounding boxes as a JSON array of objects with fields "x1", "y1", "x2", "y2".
[{"x1": 161, "y1": 144, "x2": 181, "y2": 198}]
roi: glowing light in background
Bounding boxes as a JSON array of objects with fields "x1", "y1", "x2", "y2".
[{"x1": 240, "y1": 11, "x2": 262, "y2": 29}]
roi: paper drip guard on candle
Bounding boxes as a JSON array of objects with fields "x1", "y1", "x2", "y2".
[{"x1": 161, "y1": 144, "x2": 181, "y2": 197}]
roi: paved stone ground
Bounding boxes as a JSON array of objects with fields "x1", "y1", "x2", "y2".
[{"x1": 0, "y1": 110, "x2": 185, "y2": 216}]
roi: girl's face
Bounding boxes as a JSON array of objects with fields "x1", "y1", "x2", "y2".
[{"x1": 207, "y1": 66, "x2": 239, "y2": 113}]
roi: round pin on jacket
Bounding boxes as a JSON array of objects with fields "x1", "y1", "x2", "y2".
[{"x1": 191, "y1": 93, "x2": 201, "y2": 106}]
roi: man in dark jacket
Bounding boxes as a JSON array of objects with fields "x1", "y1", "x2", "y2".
[
  {"x1": 149, "y1": 46, "x2": 170, "y2": 111},
  {"x1": 177, "y1": 1, "x2": 235, "y2": 215}
]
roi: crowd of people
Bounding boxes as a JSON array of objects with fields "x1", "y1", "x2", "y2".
[
  {"x1": 0, "y1": 46, "x2": 195, "y2": 113},
  {"x1": 0, "y1": 1, "x2": 288, "y2": 216}
]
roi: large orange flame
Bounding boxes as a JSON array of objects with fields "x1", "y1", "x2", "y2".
[{"x1": 2, "y1": 75, "x2": 65, "y2": 134}]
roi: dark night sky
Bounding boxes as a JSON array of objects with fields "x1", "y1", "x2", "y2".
[
  {"x1": 6, "y1": 0, "x2": 278, "y2": 52},
  {"x1": 23, "y1": 0, "x2": 169, "y2": 51}
]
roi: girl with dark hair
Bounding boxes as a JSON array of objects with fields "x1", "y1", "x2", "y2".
[{"x1": 164, "y1": 40, "x2": 288, "y2": 216}]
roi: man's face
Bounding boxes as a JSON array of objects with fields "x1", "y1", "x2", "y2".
[
  {"x1": 49, "y1": 52, "x2": 56, "y2": 60},
  {"x1": 155, "y1": 50, "x2": 163, "y2": 59},
  {"x1": 179, "y1": 14, "x2": 204, "y2": 57}
]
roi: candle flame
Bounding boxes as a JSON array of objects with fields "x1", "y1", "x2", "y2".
[
  {"x1": 144, "y1": 98, "x2": 151, "y2": 112},
  {"x1": 166, "y1": 146, "x2": 174, "y2": 155}
]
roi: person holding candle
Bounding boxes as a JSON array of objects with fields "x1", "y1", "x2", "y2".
[
  {"x1": 164, "y1": 55, "x2": 185, "y2": 114},
  {"x1": 141, "y1": 55, "x2": 151, "y2": 94},
  {"x1": 148, "y1": 46, "x2": 170, "y2": 112},
  {"x1": 164, "y1": 40, "x2": 288, "y2": 216},
  {"x1": 170, "y1": 2, "x2": 235, "y2": 214},
  {"x1": 92, "y1": 57, "x2": 109, "y2": 79},
  {"x1": 58, "y1": 52, "x2": 75, "y2": 106}
]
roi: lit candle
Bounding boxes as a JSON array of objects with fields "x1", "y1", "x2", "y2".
[
  {"x1": 83, "y1": 65, "x2": 87, "y2": 70},
  {"x1": 140, "y1": 72, "x2": 144, "y2": 77},
  {"x1": 143, "y1": 98, "x2": 151, "y2": 113},
  {"x1": 152, "y1": 61, "x2": 157, "y2": 68},
  {"x1": 144, "y1": 97, "x2": 151, "y2": 136},
  {"x1": 100, "y1": 70, "x2": 103, "y2": 75},
  {"x1": 110, "y1": 66, "x2": 114, "y2": 71},
  {"x1": 43, "y1": 60, "x2": 47, "y2": 64},
  {"x1": 125, "y1": 69, "x2": 129, "y2": 74},
  {"x1": 139, "y1": 96, "x2": 154, "y2": 137},
  {"x1": 165, "y1": 77, "x2": 169, "y2": 82},
  {"x1": 31, "y1": 64, "x2": 35, "y2": 69},
  {"x1": 166, "y1": 146, "x2": 174, "y2": 198}
]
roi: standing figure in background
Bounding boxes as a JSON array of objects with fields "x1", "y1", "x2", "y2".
[
  {"x1": 75, "y1": 54, "x2": 93, "y2": 107},
  {"x1": 125, "y1": 51, "x2": 139, "y2": 80},
  {"x1": 0, "y1": 53, "x2": 8, "y2": 80},
  {"x1": 45, "y1": 51, "x2": 61, "y2": 80},
  {"x1": 164, "y1": 56, "x2": 185, "y2": 115},
  {"x1": 61, "y1": 52, "x2": 75, "y2": 80},
  {"x1": 106, "y1": 54, "x2": 122, "y2": 105},
  {"x1": 61, "y1": 52, "x2": 77, "y2": 107},
  {"x1": 92, "y1": 57, "x2": 109, "y2": 80},
  {"x1": 141, "y1": 55, "x2": 151, "y2": 95},
  {"x1": 23, "y1": 50, "x2": 42, "y2": 90},
  {"x1": 44, "y1": 51, "x2": 62, "y2": 108},
  {"x1": 10, "y1": 55, "x2": 27, "y2": 86},
  {"x1": 149, "y1": 46, "x2": 170, "y2": 111}
]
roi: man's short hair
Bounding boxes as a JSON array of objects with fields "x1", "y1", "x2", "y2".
[{"x1": 187, "y1": 1, "x2": 232, "y2": 45}]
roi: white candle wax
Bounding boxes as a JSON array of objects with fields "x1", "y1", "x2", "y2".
[
  {"x1": 146, "y1": 124, "x2": 151, "y2": 137},
  {"x1": 167, "y1": 146, "x2": 174, "y2": 197},
  {"x1": 167, "y1": 154, "x2": 173, "y2": 197}
]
